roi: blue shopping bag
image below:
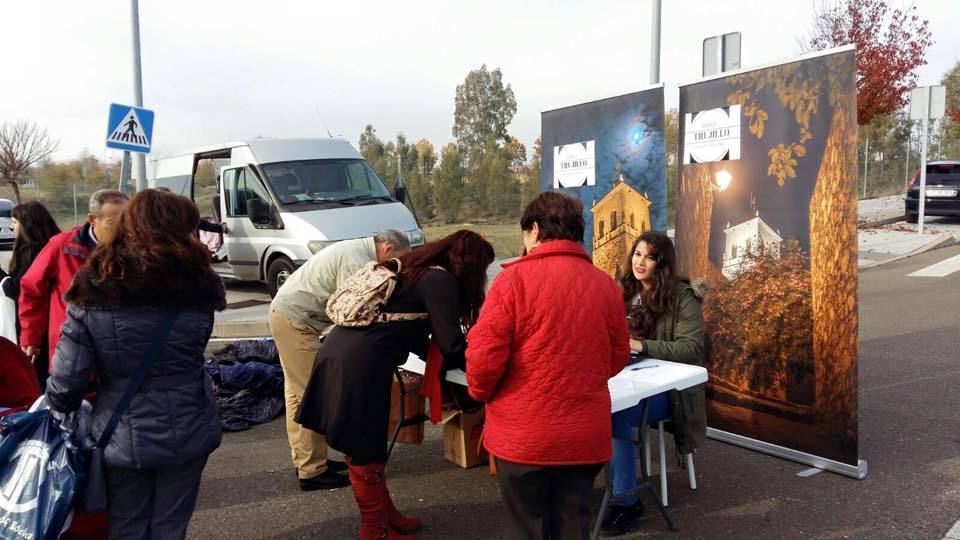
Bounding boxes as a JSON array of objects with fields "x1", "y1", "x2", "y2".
[{"x1": 0, "y1": 401, "x2": 90, "y2": 540}]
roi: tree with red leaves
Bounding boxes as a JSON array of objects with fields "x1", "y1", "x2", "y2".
[{"x1": 805, "y1": 0, "x2": 933, "y2": 125}]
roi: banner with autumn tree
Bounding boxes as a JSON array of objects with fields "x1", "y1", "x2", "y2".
[{"x1": 675, "y1": 47, "x2": 860, "y2": 465}]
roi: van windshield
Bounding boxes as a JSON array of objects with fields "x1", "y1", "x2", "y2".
[{"x1": 260, "y1": 159, "x2": 393, "y2": 205}]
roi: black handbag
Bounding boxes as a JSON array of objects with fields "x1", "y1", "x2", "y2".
[{"x1": 83, "y1": 311, "x2": 179, "y2": 512}]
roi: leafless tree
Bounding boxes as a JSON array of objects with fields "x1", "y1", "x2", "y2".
[{"x1": 0, "y1": 120, "x2": 60, "y2": 203}]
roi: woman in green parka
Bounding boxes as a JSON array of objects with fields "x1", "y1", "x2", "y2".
[{"x1": 601, "y1": 230, "x2": 707, "y2": 537}]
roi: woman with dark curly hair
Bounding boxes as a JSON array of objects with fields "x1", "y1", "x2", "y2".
[
  {"x1": 297, "y1": 229, "x2": 495, "y2": 540},
  {"x1": 45, "y1": 189, "x2": 225, "y2": 539},
  {"x1": 601, "y1": 230, "x2": 706, "y2": 537}
]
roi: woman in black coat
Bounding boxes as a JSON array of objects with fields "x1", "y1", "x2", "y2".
[
  {"x1": 46, "y1": 189, "x2": 226, "y2": 540},
  {"x1": 297, "y1": 230, "x2": 495, "y2": 540},
  {"x1": 0, "y1": 201, "x2": 60, "y2": 380}
]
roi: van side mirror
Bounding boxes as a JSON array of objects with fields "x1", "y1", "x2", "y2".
[
  {"x1": 393, "y1": 186, "x2": 407, "y2": 204},
  {"x1": 247, "y1": 198, "x2": 272, "y2": 225}
]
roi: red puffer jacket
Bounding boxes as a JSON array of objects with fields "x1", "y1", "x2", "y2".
[{"x1": 466, "y1": 240, "x2": 630, "y2": 466}]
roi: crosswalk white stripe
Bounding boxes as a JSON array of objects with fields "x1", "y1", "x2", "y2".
[{"x1": 908, "y1": 253, "x2": 960, "y2": 277}]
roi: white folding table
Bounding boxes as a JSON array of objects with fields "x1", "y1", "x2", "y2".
[{"x1": 397, "y1": 354, "x2": 708, "y2": 536}]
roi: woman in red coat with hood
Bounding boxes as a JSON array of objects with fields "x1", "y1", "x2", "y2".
[{"x1": 466, "y1": 191, "x2": 631, "y2": 540}]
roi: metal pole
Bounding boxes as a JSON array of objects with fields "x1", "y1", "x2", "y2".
[
  {"x1": 862, "y1": 137, "x2": 869, "y2": 198},
  {"x1": 918, "y1": 115, "x2": 929, "y2": 234},
  {"x1": 73, "y1": 183, "x2": 78, "y2": 226},
  {"x1": 130, "y1": 0, "x2": 147, "y2": 192},
  {"x1": 120, "y1": 151, "x2": 131, "y2": 193},
  {"x1": 650, "y1": 0, "x2": 662, "y2": 84},
  {"x1": 904, "y1": 136, "x2": 911, "y2": 192},
  {"x1": 936, "y1": 121, "x2": 944, "y2": 159}
]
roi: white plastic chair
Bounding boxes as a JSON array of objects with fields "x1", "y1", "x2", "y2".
[{"x1": 643, "y1": 420, "x2": 696, "y2": 506}]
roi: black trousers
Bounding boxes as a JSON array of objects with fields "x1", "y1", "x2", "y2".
[
  {"x1": 105, "y1": 455, "x2": 208, "y2": 540},
  {"x1": 495, "y1": 458, "x2": 603, "y2": 540}
]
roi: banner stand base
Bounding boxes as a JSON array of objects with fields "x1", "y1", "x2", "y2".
[{"x1": 707, "y1": 428, "x2": 868, "y2": 480}]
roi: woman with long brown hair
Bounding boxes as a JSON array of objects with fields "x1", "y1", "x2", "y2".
[
  {"x1": 0, "y1": 201, "x2": 60, "y2": 378},
  {"x1": 45, "y1": 189, "x2": 225, "y2": 539},
  {"x1": 1, "y1": 201, "x2": 61, "y2": 303},
  {"x1": 297, "y1": 229, "x2": 495, "y2": 540},
  {"x1": 601, "y1": 230, "x2": 706, "y2": 536}
]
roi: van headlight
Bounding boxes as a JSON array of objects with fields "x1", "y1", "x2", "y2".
[
  {"x1": 407, "y1": 228, "x2": 425, "y2": 246},
  {"x1": 308, "y1": 240, "x2": 336, "y2": 254}
]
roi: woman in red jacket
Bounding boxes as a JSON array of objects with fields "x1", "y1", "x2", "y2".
[{"x1": 467, "y1": 191, "x2": 631, "y2": 540}]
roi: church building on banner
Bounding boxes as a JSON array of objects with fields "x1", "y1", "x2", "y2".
[
  {"x1": 720, "y1": 212, "x2": 784, "y2": 279},
  {"x1": 591, "y1": 164, "x2": 653, "y2": 280}
]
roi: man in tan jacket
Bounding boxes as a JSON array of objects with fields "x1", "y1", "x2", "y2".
[{"x1": 269, "y1": 229, "x2": 410, "y2": 490}]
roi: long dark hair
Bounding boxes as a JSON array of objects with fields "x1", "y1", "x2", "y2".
[
  {"x1": 385, "y1": 230, "x2": 495, "y2": 327},
  {"x1": 87, "y1": 189, "x2": 211, "y2": 282},
  {"x1": 619, "y1": 231, "x2": 676, "y2": 339},
  {"x1": 9, "y1": 202, "x2": 61, "y2": 278}
]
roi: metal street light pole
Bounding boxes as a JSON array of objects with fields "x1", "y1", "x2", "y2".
[
  {"x1": 130, "y1": 0, "x2": 147, "y2": 192},
  {"x1": 650, "y1": 0, "x2": 661, "y2": 84}
]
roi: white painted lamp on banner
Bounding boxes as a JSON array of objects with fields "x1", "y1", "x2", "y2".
[
  {"x1": 909, "y1": 85, "x2": 946, "y2": 235},
  {"x1": 105, "y1": 103, "x2": 155, "y2": 154}
]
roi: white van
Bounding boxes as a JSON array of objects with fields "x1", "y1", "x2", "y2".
[{"x1": 149, "y1": 138, "x2": 424, "y2": 295}]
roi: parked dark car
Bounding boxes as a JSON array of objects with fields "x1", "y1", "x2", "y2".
[{"x1": 905, "y1": 161, "x2": 960, "y2": 224}]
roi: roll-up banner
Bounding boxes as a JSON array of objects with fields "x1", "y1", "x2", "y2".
[
  {"x1": 541, "y1": 85, "x2": 667, "y2": 278},
  {"x1": 675, "y1": 45, "x2": 865, "y2": 477}
]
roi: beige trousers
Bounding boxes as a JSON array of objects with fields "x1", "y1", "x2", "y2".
[{"x1": 268, "y1": 308, "x2": 328, "y2": 479}]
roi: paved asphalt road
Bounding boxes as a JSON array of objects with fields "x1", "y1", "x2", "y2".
[
  {"x1": 2, "y1": 243, "x2": 957, "y2": 538},
  {"x1": 188, "y1": 244, "x2": 960, "y2": 539}
]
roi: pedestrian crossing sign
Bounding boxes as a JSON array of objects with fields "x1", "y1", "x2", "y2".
[{"x1": 105, "y1": 103, "x2": 154, "y2": 153}]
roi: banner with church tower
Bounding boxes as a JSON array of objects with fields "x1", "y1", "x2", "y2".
[{"x1": 541, "y1": 86, "x2": 667, "y2": 279}]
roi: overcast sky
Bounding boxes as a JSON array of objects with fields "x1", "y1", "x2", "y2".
[{"x1": 3, "y1": 0, "x2": 958, "y2": 163}]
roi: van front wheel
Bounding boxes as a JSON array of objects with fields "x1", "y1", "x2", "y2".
[{"x1": 267, "y1": 257, "x2": 295, "y2": 297}]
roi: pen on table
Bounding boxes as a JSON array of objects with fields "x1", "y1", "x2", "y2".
[{"x1": 630, "y1": 366, "x2": 659, "y2": 371}]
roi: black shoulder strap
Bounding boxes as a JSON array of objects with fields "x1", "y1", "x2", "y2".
[{"x1": 96, "y1": 311, "x2": 179, "y2": 448}]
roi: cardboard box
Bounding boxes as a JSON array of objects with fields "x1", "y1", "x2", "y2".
[
  {"x1": 387, "y1": 370, "x2": 425, "y2": 445},
  {"x1": 441, "y1": 407, "x2": 486, "y2": 468}
]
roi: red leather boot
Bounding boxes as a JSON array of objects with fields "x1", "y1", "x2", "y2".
[
  {"x1": 370, "y1": 463, "x2": 422, "y2": 534},
  {"x1": 347, "y1": 463, "x2": 416, "y2": 539}
]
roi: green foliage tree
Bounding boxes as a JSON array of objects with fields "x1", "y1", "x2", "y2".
[
  {"x1": 358, "y1": 124, "x2": 389, "y2": 181},
  {"x1": 453, "y1": 65, "x2": 517, "y2": 162},
  {"x1": 407, "y1": 138, "x2": 437, "y2": 219},
  {"x1": 433, "y1": 144, "x2": 465, "y2": 224},
  {"x1": 415, "y1": 139, "x2": 437, "y2": 176},
  {"x1": 519, "y1": 137, "x2": 541, "y2": 211},
  {"x1": 941, "y1": 61, "x2": 960, "y2": 124},
  {"x1": 474, "y1": 136, "x2": 518, "y2": 218}
]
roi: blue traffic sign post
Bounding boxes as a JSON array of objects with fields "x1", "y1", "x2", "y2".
[{"x1": 105, "y1": 103, "x2": 154, "y2": 153}]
